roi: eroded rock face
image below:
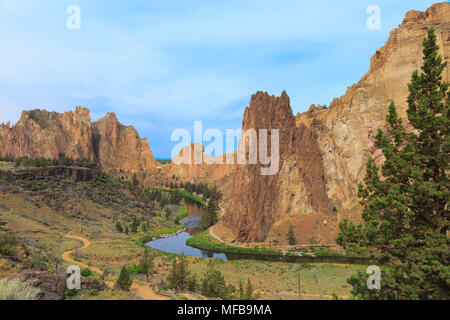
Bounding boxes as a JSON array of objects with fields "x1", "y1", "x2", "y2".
[
  {"x1": 92, "y1": 112, "x2": 157, "y2": 172},
  {"x1": 169, "y1": 143, "x2": 235, "y2": 180},
  {"x1": 0, "y1": 107, "x2": 96, "y2": 161},
  {"x1": 219, "y1": 2, "x2": 450, "y2": 244},
  {"x1": 220, "y1": 91, "x2": 333, "y2": 242},
  {"x1": 0, "y1": 108, "x2": 157, "y2": 173}
]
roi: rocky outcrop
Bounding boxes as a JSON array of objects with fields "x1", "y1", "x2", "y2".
[
  {"x1": 218, "y1": 2, "x2": 450, "y2": 244},
  {"x1": 92, "y1": 112, "x2": 157, "y2": 172},
  {"x1": 169, "y1": 143, "x2": 235, "y2": 181},
  {"x1": 219, "y1": 92, "x2": 333, "y2": 242},
  {"x1": 22, "y1": 271, "x2": 66, "y2": 300},
  {"x1": 0, "y1": 107, "x2": 96, "y2": 161},
  {"x1": 0, "y1": 166, "x2": 100, "y2": 182},
  {"x1": 0, "y1": 108, "x2": 157, "y2": 173}
]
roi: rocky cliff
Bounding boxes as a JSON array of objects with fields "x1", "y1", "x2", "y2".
[
  {"x1": 219, "y1": 92, "x2": 333, "y2": 242},
  {"x1": 0, "y1": 107, "x2": 157, "y2": 173},
  {"x1": 217, "y1": 2, "x2": 450, "y2": 244}
]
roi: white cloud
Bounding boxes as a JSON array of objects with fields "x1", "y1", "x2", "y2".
[{"x1": 0, "y1": 0, "x2": 438, "y2": 156}]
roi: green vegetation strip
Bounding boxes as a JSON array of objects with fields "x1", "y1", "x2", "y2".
[
  {"x1": 138, "y1": 225, "x2": 181, "y2": 246},
  {"x1": 187, "y1": 231, "x2": 370, "y2": 262},
  {"x1": 186, "y1": 231, "x2": 283, "y2": 256},
  {"x1": 151, "y1": 187, "x2": 206, "y2": 207},
  {"x1": 176, "y1": 206, "x2": 189, "y2": 221}
]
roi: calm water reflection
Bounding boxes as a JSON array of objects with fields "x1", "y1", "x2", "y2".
[{"x1": 145, "y1": 201, "x2": 227, "y2": 260}]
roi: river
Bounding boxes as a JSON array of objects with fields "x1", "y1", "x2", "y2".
[
  {"x1": 145, "y1": 201, "x2": 370, "y2": 265},
  {"x1": 145, "y1": 201, "x2": 228, "y2": 260}
]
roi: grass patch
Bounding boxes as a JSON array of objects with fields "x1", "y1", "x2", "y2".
[
  {"x1": 186, "y1": 231, "x2": 283, "y2": 256},
  {"x1": 152, "y1": 187, "x2": 206, "y2": 207},
  {"x1": 176, "y1": 206, "x2": 189, "y2": 221},
  {"x1": 138, "y1": 225, "x2": 182, "y2": 246}
]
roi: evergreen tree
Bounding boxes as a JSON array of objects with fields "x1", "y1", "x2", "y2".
[
  {"x1": 171, "y1": 190, "x2": 182, "y2": 205},
  {"x1": 130, "y1": 216, "x2": 139, "y2": 233},
  {"x1": 116, "y1": 265, "x2": 132, "y2": 291},
  {"x1": 336, "y1": 28, "x2": 449, "y2": 300},
  {"x1": 244, "y1": 278, "x2": 255, "y2": 300},
  {"x1": 140, "y1": 248, "x2": 155, "y2": 282},
  {"x1": 201, "y1": 262, "x2": 228, "y2": 299},
  {"x1": 238, "y1": 279, "x2": 245, "y2": 299},
  {"x1": 287, "y1": 224, "x2": 296, "y2": 245},
  {"x1": 167, "y1": 252, "x2": 189, "y2": 291},
  {"x1": 132, "y1": 173, "x2": 138, "y2": 186},
  {"x1": 199, "y1": 192, "x2": 221, "y2": 230},
  {"x1": 187, "y1": 274, "x2": 198, "y2": 292},
  {"x1": 115, "y1": 221, "x2": 123, "y2": 233}
]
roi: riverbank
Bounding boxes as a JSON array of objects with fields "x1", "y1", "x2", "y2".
[
  {"x1": 186, "y1": 231, "x2": 284, "y2": 256},
  {"x1": 187, "y1": 230, "x2": 371, "y2": 264},
  {"x1": 151, "y1": 187, "x2": 206, "y2": 207}
]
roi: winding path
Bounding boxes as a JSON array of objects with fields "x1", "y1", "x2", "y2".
[{"x1": 62, "y1": 234, "x2": 170, "y2": 300}]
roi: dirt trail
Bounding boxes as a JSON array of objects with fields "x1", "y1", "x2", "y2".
[{"x1": 62, "y1": 234, "x2": 170, "y2": 300}]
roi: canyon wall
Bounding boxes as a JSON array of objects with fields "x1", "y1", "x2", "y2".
[
  {"x1": 217, "y1": 2, "x2": 450, "y2": 244},
  {"x1": 0, "y1": 2, "x2": 448, "y2": 245},
  {"x1": 0, "y1": 107, "x2": 158, "y2": 173}
]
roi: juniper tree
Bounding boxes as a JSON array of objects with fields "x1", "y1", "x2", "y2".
[
  {"x1": 200, "y1": 261, "x2": 228, "y2": 299},
  {"x1": 336, "y1": 28, "x2": 449, "y2": 300},
  {"x1": 244, "y1": 278, "x2": 255, "y2": 300},
  {"x1": 140, "y1": 248, "x2": 155, "y2": 282},
  {"x1": 287, "y1": 224, "x2": 297, "y2": 245},
  {"x1": 167, "y1": 252, "x2": 189, "y2": 291},
  {"x1": 116, "y1": 265, "x2": 132, "y2": 291},
  {"x1": 115, "y1": 221, "x2": 123, "y2": 233}
]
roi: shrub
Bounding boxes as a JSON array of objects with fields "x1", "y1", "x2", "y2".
[
  {"x1": 80, "y1": 268, "x2": 93, "y2": 277},
  {"x1": 0, "y1": 279, "x2": 40, "y2": 300},
  {"x1": 87, "y1": 289, "x2": 99, "y2": 296},
  {"x1": 64, "y1": 288, "x2": 78, "y2": 298},
  {"x1": 126, "y1": 263, "x2": 143, "y2": 275},
  {"x1": 0, "y1": 231, "x2": 18, "y2": 256}
]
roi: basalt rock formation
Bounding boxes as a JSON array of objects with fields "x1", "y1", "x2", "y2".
[
  {"x1": 220, "y1": 92, "x2": 333, "y2": 243},
  {"x1": 169, "y1": 143, "x2": 234, "y2": 180},
  {"x1": 92, "y1": 112, "x2": 158, "y2": 172},
  {"x1": 0, "y1": 166, "x2": 100, "y2": 182},
  {"x1": 217, "y1": 2, "x2": 450, "y2": 244},
  {"x1": 0, "y1": 107, "x2": 157, "y2": 173}
]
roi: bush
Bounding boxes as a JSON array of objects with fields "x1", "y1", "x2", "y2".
[
  {"x1": 80, "y1": 268, "x2": 93, "y2": 277},
  {"x1": 0, "y1": 279, "x2": 40, "y2": 300},
  {"x1": 0, "y1": 231, "x2": 18, "y2": 256},
  {"x1": 64, "y1": 288, "x2": 78, "y2": 298},
  {"x1": 126, "y1": 263, "x2": 143, "y2": 275},
  {"x1": 87, "y1": 289, "x2": 99, "y2": 296}
]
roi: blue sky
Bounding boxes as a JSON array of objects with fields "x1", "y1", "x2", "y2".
[{"x1": 0, "y1": 0, "x2": 439, "y2": 158}]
